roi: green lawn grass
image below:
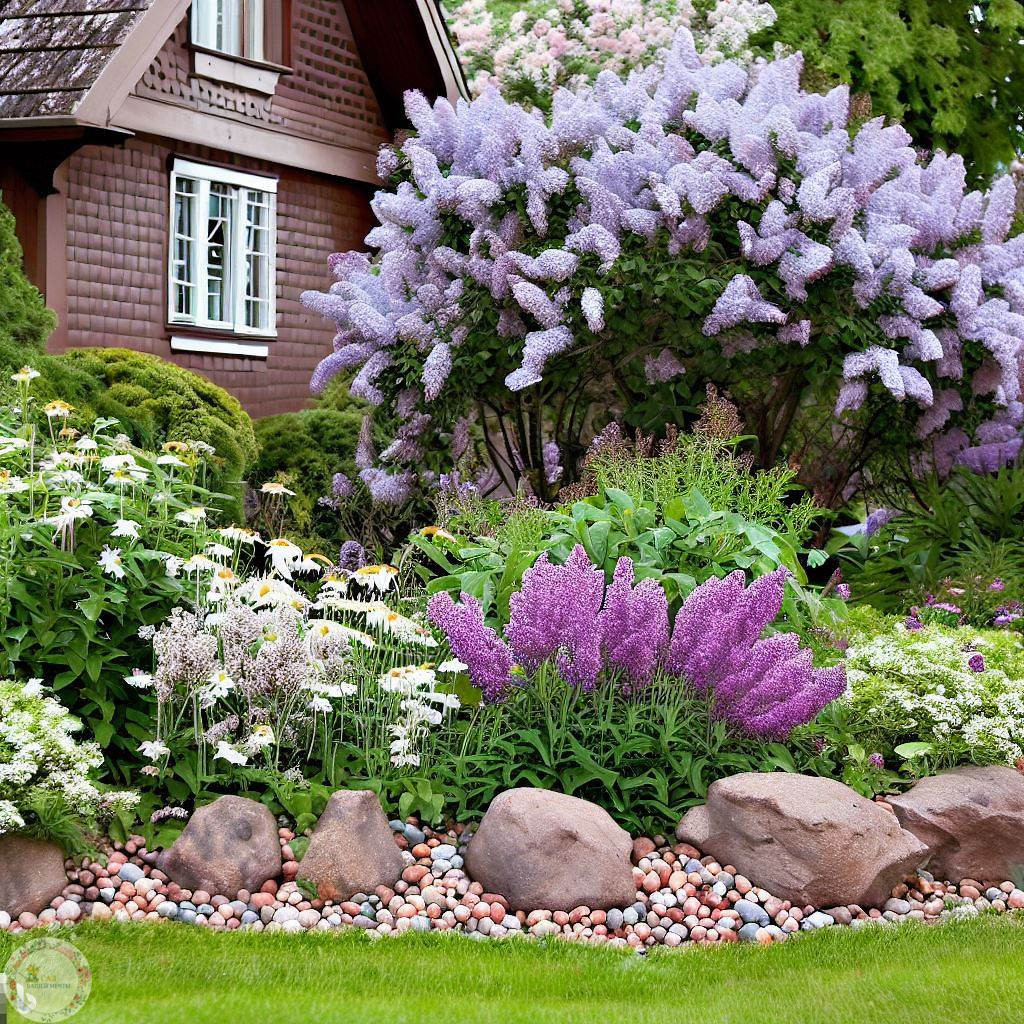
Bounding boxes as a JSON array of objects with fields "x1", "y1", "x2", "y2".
[{"x1": 2, "y1": 916, "x2": 1023, "y2": 1024}]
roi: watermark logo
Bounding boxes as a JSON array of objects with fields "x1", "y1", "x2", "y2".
[{"x1": 2, "y1": 937, "x2": 91, "y2": 1022}]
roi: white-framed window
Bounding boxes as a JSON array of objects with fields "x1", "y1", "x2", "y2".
[
  {"x1": 168, "y1": 159, "x2": 278, "y2": 338},
  {"x1": 192, "y1": 0, "x2": 265, "y2": 61}
]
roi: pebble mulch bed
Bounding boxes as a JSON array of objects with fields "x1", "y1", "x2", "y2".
[{"x1": 2, "y1": 818, "x2": 1021, "y2": 949}]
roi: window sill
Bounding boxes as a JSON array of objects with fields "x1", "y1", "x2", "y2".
[
  {"x1": 191, "y1": 47, "x2": 292, "y2": 96},
  {"x1": 170, "y1": 334, "x2": 271, "y2": 359}
]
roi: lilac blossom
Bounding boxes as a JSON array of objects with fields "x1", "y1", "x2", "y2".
[
  {"x1": 338, "y1": 540, "x2": 368, "y2": 572},
  {"x1": 331, "y1": 473, "x2": 354, "y2": 500},
  {"x1": 542, "y1": 441, "x2": 564, "y2": 485},
  {"x1": 427, "y1": 591, "x2": 514, "y2": 701},
  {"x1": 864, "y1": 507, "x2": 897, "y2": 537}
]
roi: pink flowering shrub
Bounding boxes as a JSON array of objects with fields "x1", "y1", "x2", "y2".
[
  {"x1": 305, "y1": 29, "x2": 1024, "y2": 507},
  {"x1": 450, "y1": 0, "x2": 776, "y2": 105}
]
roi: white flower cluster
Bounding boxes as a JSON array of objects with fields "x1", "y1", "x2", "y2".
[
  {"x1": 137, "y1": 543, "x2": 458, "y2": 775},
  {"x1": 845, "y1": 620, "x2": 1024, "y2": 765},
  {"x1": 0, "y1": 678, "x2": 137, "y2": 837}
]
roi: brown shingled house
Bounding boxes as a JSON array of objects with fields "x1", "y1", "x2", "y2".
[{"x1": 0, "y1": 0, "x2": 465, "y2": 416}]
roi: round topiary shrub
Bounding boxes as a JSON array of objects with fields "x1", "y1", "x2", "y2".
[{"x1": 59, "y1": 348, "x2": 258, "y2": 513}]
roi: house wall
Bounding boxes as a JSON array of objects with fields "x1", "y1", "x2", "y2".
[
  {"x1": 57, "y1": 136, "x2": 374, "y2": 418},
  {"x1": 133, "y1": 0, "x2": 388, "y2": 153}
]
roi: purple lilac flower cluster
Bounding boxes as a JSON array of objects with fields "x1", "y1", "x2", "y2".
[
  {"x1": 427, "y1": 546, "x2": 846, "y2": 738},
  {"x1": 304, "y1": 28, "x2": 1024, "y2": 504}
]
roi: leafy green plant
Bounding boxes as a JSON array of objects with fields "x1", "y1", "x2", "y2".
[
  {"x1": 0, "y1": 378, "x2": 241, "y2": 786},
  {"x1": 836, "y1": 466, "x2": 1024, "y2": 622},
  {"x1": 414, "y1": 419, "x2": 831, "y2": 630},
  {"x1": 422, "y1": 663, "x2": 840, "y2": 834}
]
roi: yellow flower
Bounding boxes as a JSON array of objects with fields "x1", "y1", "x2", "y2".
[
  {"x1": 43, "y1": 400, "x2": 73, "y2": 419},
  {"x1": 420, "y1": 526, "x2": 457, "y2": 542}
]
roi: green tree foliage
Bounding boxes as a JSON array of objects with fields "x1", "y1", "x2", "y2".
[
  {"x1": 761, "y1": 0, "x2": 1024, "y2": 178},
  {"x1": 0, "y1": 196, "x2": 56, "y2": 358}
]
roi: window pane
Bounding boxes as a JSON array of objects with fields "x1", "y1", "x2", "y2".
[
  {"x1": 243, "y1": 189, "x2": 271, "y2": 330},
  {"x1": 194, "y1": 0, "x2": 243, "y2": 56},
  {"x1": 207, "y1": 183, "x2": 233, "y2": 323},
  {"x1": 247, "y1": 0, "x2": 265, "y2": 61},
  {"x1": 172, "y1": 177, "x2": 197, "y2": 319}
]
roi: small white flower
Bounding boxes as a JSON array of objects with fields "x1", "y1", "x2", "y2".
[
  {"x1": 260, "y1": 481, "x2": 295, "y2": 496},
  {"x1": 138, "y1": 740, "x2": 169, "y2": 761},
  {"x1": 353, "y1": 564, "x2": 400, "y2": 592},
  {"x1": 438, "y1": 658, "x2": 468, "y2": 674},
  {"x1": 182, "y1": 553, "x2": 217, "y2": 574},
  {"x1": 98, "y1": 545, "x2": 126, "y2": 579},
  {"x1": 163, "y1": 554, "x2": 184, "y2": 578},
  {"x1": 0, "y1": 471, "x2": 29, "y2": 494},
  {"x1": 112, "y1": 519, "x2": 141, "y2": 540},
  {"x1": 202, "y1": 669, "x2": 235, "y2": 701},
  {"x1": 246, "y1": 725, "x2": 275, "y2": 749},
  {"x1": 220, "y1": 526, "x2": 261, "y2": 545},
  {"x1": 213, "y1": 741, "x2": 248, "y2": 766},
  {"x1": 266, "y1": 538, "x2": 303, "y2": 578},
  {"x1": 175, "y1": 506, "x2": 207, "y2": 526},
  {"x1": 0, "y1": 436, "x2": 29, "y2": 456},
  {"x1": 75, "y1": 436, "x2": 98, "y2": 452},
  {"x1": 99, "y1": 453, "x2": 137, "y2": 471},
  {"x1": 205, "y1": 542, "x2": 233, "y2": 560},
  {"x1": 124, "y1": 670, "x2": 153, "y2": 688},
  {"x1": 309, "y1": 696, "x2": 332, "y2": 713},
  {"x1": 156, "y1": 454, "x2": 187, "y2": 468},
  {"x1": 11, "y1": 365, "x2": 40, "y2": 383}
]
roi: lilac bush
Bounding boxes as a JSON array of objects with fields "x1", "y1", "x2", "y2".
[
  {"x1": 305, "y1": 29, "x2": 1024, "y2": 506},
  {"x1": 427, "y1": 545, "x2": 845, "y2": 738}
]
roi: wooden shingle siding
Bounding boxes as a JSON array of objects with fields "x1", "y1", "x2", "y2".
[
  {"x1": 134, "y1": 1, "x2": 388, "y2": 153},
  {"x1": 61, "y1": 137, "x2": 374, "y2": 418}
]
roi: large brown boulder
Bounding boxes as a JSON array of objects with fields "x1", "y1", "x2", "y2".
[
  {"x1": 159, "y1": 795, "x2": 281, "y2": 896},
  {"x1": 464, "y1": 788, "x2": 635, "y2": 912},
  {"x1": 676, "y1": 773, "x2": 926, "y2": 908},
  {"x1": 889, "y1": 766, "x2": 1024, "y2": 884},
  {"x1": 297, "y1": 790, "x2": 403, "y2": 902},
  {"x1": 0, "y1": 836, "x2": 68, "y2": 916}
]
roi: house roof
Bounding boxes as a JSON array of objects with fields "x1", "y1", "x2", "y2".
[
  {"x1": 0, "y1": 0, "x2": 466, "y2": 125},
  {"x1": 0, "y1": 0, "x2": 155, "y2": 119}
]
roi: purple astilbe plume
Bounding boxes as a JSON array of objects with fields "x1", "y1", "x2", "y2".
[
  {"x1": 864, "y1": 507, "x2": 897, "y2": 536},
  {"x1": 427, "y1": 591, "x2": 514, "y2": 701},
  {"x1": 505, "y1": 545, "x2": 604, "y2": 689},
  {"x1": 665, "y1": 568, "x2": 845, "y2": 738},
  {"x1": 597, "y1": 557, "x2": 670, "y2": 690}
]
